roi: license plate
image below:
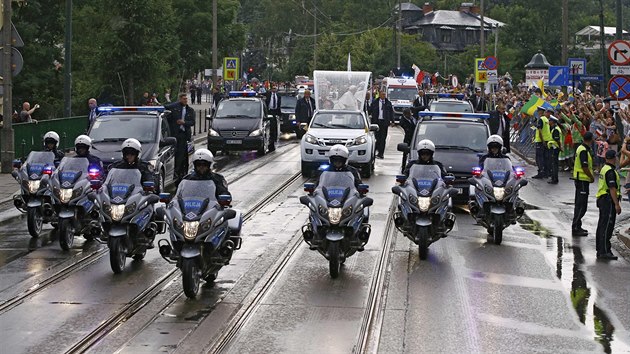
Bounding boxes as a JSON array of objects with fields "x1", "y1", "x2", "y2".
[{"x1": 226, "y1": 140, "x2": 242, "y2": 144}]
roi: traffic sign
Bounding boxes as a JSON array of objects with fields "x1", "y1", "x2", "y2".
[
  {"x1": 487, "y1": 70, "x2": 498, "y2": 84},
  {"x1": 568, "y1": 58, "x2": 586, "y2": 75},
  {"x1": 607, "y1": 40, "x2": 630, "y2": 65},
  {"x1": 610, "y1": 65, "x2": 630, "y2": 75},
  {"x1": 476, "y1": 58, "x2": 487, "y2": 71},
  {"x1": 223, "y1": 57, "x2": 239, "y2": 81},
  {"x1": 578, "y1": 75, "x2": 604, "y2": 81},
  {"x1": 0, "y1": 22, "x2": 24, "y2": 48},
  {"x1": 483, "y1": 56, "x2": 499, "y2": 70},
  {"x1": 475, "y1": 58, "x2": 487, "y2": 83},
  {"x1": 549, "y1": 66, "x2": 569, "y2": 86},
  {"x1": 0, "y1": 47, "x2": 23, "y2": 76},
  {"x1": 608, "y1": 75, "x2": 630, "y2": 99}
]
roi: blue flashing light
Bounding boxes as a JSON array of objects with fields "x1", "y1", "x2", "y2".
[
  {"x1": 437, "y1": 93, "x2": 465, "y2": 100},
  {"x1": 96, "y1": 106, "x2": 165, "y2": 113},
  {"x1": 228, "y1": 91, "x2": 257, "y2": 97},
  {"x1": 419, "y1": 112, "x2": 489, "y2": 119},
  {"x1": 291, "y1": 121, "x2": 297, "y2": 125},
  {"x1": 318, "y1": 164, "x2": 330, "y2": 171}
]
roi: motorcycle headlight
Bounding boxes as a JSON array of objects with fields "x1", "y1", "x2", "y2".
[
  {"x1": 493, "y1": 187, "x2": 505, "y2": 201},
  {"x1": 27, "y1": 180, "x2": 41, "y2": 194},
  {"x1": 183, "y1": 221, "x2": 199, "y2": 240},
  {"x1": 59, "y1": 188, "x2": 73, "y2": 203},
  {"x1": 124, "y1": 201, "x2": 137, "y2": 216},
  {"x1": 417, "y1": 197, "x2": 431, "y2": 212},
  {"x1": 110, "y1": 204, "x2": 125, "y2": 221},
  {"x1": 249, "y1": 129, "x2": 262, "y2": 137},
  {"x1": 305, "y1": 134, "x2": 318, "y2": 144},
  {"x1": 209, "y1": 129, "x2": 220, "y2": 137},
  {"x1": 328, "y1": 207, "x2": 342, "y2": 224},
  {"x1": 353, "y1": 135, "x2": 367, "y2": 146}
]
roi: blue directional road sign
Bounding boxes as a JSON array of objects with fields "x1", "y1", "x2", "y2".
[
  {"x1": 548, "y1": 66, "x2": 569, "y2": 86},
  {"x1": 578, "y1": 75, "x2": 604, "y2": 82}
]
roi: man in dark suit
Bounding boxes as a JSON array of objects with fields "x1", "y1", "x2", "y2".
[
  {"x1": 370, "y1": 91, "x2": 394, "y2": 158},
  {"x1": 87, "y1": 98, "x2": 98, "y2": 131},
  {"x1": 412, "y1": 89, "x2": 431, "y2": 116},
  {"x1": 265, "y1": 86, "x2": 281, "y2": 152},
  {"x1": 488, "y1": 103, "x2": 511, "y2": 153},
  {"x1": 295, "y1": 90, "x2": 316, "y2": 138},
  {"x1": 469, "y1": 88, "x2": 487, "y2": 112},
  {"x1": 165, "y1": 93, "x2": 196, "y2": 182}
]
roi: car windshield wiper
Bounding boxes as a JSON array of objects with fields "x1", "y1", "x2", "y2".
[
  {"x1": 435, "y1": 145, "x2": 478, "y2": 152},
  {"x1": 217, "y1": 114, "x2": 244, "y2": 118},
  {"x1": 92, "y1": 137, "x2": 127, "y2": 143},
  {"x1": 332, "y1": 124, "x2": 360, "y2": 129},
  {"x1": 311, "y1": 123, "x2": 335, "y2": 129}
]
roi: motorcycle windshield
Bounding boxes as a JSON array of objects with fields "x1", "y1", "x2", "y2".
[
  {"x1": 57, "y1": 157, "x2": 90, "y2": 188},
  {"x1": 25, "y1": 151, "x2": 55, "y2": 180},
  {"x1": 104, "y1": 169, "x2": 142, "y2": 203},
  {"x1": 408, "y1": 164, "x2": 441, "y2": 196},
  {"x1": 317, "y1": 171, "x2": 356, "y2": 206},
  {"x1": 483, "y1": 158, "x2": 512, "y2": 186},
  {"x1": 176, "y1": 180, "x2": 218, "y2": 220}
]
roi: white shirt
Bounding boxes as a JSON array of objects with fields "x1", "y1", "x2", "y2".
[{"x1": 378, "y1": 100, "x2": 385, "y2": 120}]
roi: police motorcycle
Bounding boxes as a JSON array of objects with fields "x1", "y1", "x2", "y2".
[
  {"x1": 299, "y1": 171, "x2": 373, "y2": 278},
  {"x1": 12, "y1": 152, "x2": 58, "y2": 238},
  {"x1": 157, "y1": 180, "x2": 242, "y2": 298},
  {"x1": 392, "y1": 165, "x2": 457, "y2": 260},
  {"x1": 89, "y1": 169, "x2": 163, "y2": 273},
  {"x1": 49, "y1": 157, "x2": 103, "y2": 250},
  {"x1": 468, "y1": 158, "x2": 527, "y2": 245}
]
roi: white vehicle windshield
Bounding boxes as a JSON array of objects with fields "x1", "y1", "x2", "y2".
[
  {"x1": 430, "y1": 101, "x2": 473, "y2": 113},
  {"x1": 310, "y1": 112, "x2": 366, "y2": 130},
  {"x1": 313, "y1": 70, "x2": 371, "y2": 111},
  {"x1": 388, "y1": 87, "x2": 417, "y2": 101}
]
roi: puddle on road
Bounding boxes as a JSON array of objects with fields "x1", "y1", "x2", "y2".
[{"x1": 517, "y1": 214, "x2": 551, "y2": 238}]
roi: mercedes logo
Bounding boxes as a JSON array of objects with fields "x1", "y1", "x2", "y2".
[{"x1": 232, "y1": 131, "x2": 237, "y2": 137}]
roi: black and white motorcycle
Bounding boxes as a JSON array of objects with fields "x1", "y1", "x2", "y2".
[
  {"x1": 468, "y1": 158, "x2": 527, "y2": 245},
  {"x1": 157, "y1": 179, "x2": 242, "y2": 298},
  {"x1": 90, "y1": 168, "x2": 164, "y2": 273},
  {"x1": 12, "y1": 152, "x2": 57, "y2": 238},
  {"x1": 299, "y1": 171, "x2": 373, "y2": 278},
  {"x1": 392, "y1": 165, "x2": 457, "y2": 260}
]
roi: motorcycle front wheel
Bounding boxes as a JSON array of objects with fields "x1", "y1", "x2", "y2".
[
  {"x1": 416, "y1": 226, "x2": 430, "y2": 260},
  {"x1": 182, "y1": 258, "x2": 201, "y2": 298},
  {"x1": 58, "y1": 219, "x2": 74, "y2": 251},
  {"x1": 27, "y1": 207, "x2": 43, "y2": 238},
  {"x1": 109, "y1": 237, "x2": 127, "y2": 274},
  {"x1": 492, "y1": 214, "x2": 504, "y2": 245},
  {"x1": 328, "y1": 241, "x2": 341, "y2": 279}
]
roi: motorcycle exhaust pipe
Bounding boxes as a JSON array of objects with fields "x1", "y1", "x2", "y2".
[
  {"x1": 145, "y1": 222, "x2": 157, "y2": 239},
  {"x1": 302, "y1": 224, "x2": 314, "y2": 241},
  {"x1": 444, "y1": 212, "x2": 456, "y2": 229},
  {"x1": 220, "y1": 240, "x2": 235, "y2": 259},
  {"x1": 393, "y1": 211, "x2": 405, "y2": 227},
  {"x1": 42, "y1": 203, "x2": 54, "y2": 217},
  {"x1": 468, "y1": 201, "x2": 479, "y2": 216},
  {"x1": 358, "y1": 224, "x2": 371, "y2": 241}
]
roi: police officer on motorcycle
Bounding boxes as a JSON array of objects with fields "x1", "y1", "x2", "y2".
[
  {"x1": 403, "y1": 139, "x2": 447, "y2": 177},
  {"x1": 182, "y1": 149, "x2": 231, "y2": 199},
  {"x1": 74, "y1": 135, "x2": 103, "y2": 169},
  {"x1": 108, "y1": 138, "x2": 153, "y2": 184},
  {"x1": 43, "y1": 131, "x2": 65, "y2": 164},
  {"x1": 318, "y1": 145, "x2": 362, "y2": 189},
  {"x1": 479, "y1": 135, "x2": 508, "y2": 167}
]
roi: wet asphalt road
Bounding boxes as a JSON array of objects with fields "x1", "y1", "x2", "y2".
[{"x1": 0, "y1": 129, "x2": 628, "y2": 353}]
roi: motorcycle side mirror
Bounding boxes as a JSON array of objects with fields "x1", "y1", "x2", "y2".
[
  {"x1": 40, "y1": 174, "x2": 50, "y2": 185},
  {"x1": 444, "y1": 175, "x2": 455, "y2": 185},
  {"x1": 397, "y1": 143, "x2": 410, "y2": 153},
  {"x1": 299, "y1": 195, "x2": 310, "y2": 206},
  {"x1": 87, "y1": 191, "x2": 97, "y2": 202},
  {"x1": 391, "y1": 185, "x2": 403, "y2": 196},
  {"x1": 142, "y1": 181, "x2": 155, "y2": 192},
  {"x1": 159, "y1": 193, "x2": 172, "y2": 203},
  {"x1": 90, "y1": 179, "x2": 102, "y2": 190},
  {"x1": 11, "y1": 170, "x2": 18, "y2": 179},
  {"x1": 218, "y1": 194, "x2": 232, "y2": 207},
  {"x1": 518, "y1": 179, "x2": 529, "y2": 187},
  {"x1": 449, "y1": 189, "x2": 459, "y2": 197},
  {"x1": 304, "y1": 183, "x2": 315, "y2": 194},
  {"x1": 160, "y1": 137, "x2": 177, "y2": 147},
  {"x1": 223, "y1": 209, "x2": 237, "y2": 220},
  {"x1": 358, "y1": 184, "x2": 369, "y2": 194},
  {"x1": 395, "y1": 175, "x2": 407, "y2": 184},
  {"x1": 146, "y1": 194, "x2": 160, "y2": 204},
  {"x1": 361, "y1": 197, "x2": 374, "y2": 208}
]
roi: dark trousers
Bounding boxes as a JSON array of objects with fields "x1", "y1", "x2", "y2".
[
  {"x1": 375, "y1": 122, "x2": 388, "y2": 157},
  {"x1": 174, "y1": 132, "x2": 189, "y2": 180},
  {"x1": 269, "y1": 109, "x2": 280, "y2": 150},
  {"x1": 549, "y1": 148, "x2": 559, "y2": 182},
  {"x1": 535, "y1": 142, "x2": 546, "y2": 177},
  {"x1": 572, "y1": 180, "x2": 590, "y2": 231},
  {"x1": 595, "y1": 195, "x2": 616, "y2": 255},
  {"x1": 190, "y1": 91, "x2": 196, "y2": 104},
  {"x1": 196, "y1": 90, "x2": 202, "y2": 104},
  {"x1": 401, "y1": 139, "x2": 411, "y2": 171}
]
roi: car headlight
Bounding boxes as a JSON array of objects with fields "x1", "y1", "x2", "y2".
[
  {"x1": 209, "y1": 129, "x2": 220, "y2": 137},
  {"x1": 493, "y1": 187, "x2": 505, "y2": 201},
  {"x1": 289, "y1": 114, "x2": 296, "y2": 120},
  {"x1": 417, "y1": 197, "x2": 431, "y2": 212},
  {"x1": 147, "y1": 159, "x2": 157, "y2": 172},
  {"x1": 328, "y1": 207, "x2": 342, "y2": 224},
  {"x1": 27, "y1": 180, "x2": 41, "y2": 194},
  {"x1": 59, "y1": 188, "x2": 73, "y2": 203},
  {"x1": 183, "y1": 221, "x2": 199, "y2": 240},
  {"x1": 305, "y1": 134, "x2": 318, "y2": 144},
  {"x1": 110, "y1": 204, "x2": 125, "y2": 221},
  {"x1": 353, "y1": 135, "x2": 368, "y2": 146},
  {"x1": 249, "y1": 129, "x2": 262, "y2": 137}
]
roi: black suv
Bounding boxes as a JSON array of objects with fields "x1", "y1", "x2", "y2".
[
  {"x1": 278, "y1": 93, "x2": 299, "y2": 135},
  {"x1": 397, "y1": 112, "x2": 490, "y2": 203},
  {"x1": 206, "y1": 92, "x2": 279, "y2": 155},
  {"x1": 88, "y1": 106, "x2": 176, "y2": 193}
]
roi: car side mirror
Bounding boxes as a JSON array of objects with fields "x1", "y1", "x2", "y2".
[
  {"x1": 265, "y1": 115, "x2": 275, "y2": 120},
  {"x1": 369, "y1": 124, "x2": 379, "y2": 132},
  {"x1": 397, "y1": 143, "x2": 410, "y2": 153},
  {"x1": 205, "y1": 114, "x2": 213, "y2": 121},
  {"x1": 160, "y1": 137, "x2": 177, "y2": 147},
  {"x1": 299, "y1": 123, "x2": 308, "y2": 130}
]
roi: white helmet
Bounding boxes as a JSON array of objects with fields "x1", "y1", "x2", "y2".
[
  {"x1": 74, "y1": 134, "x2": 92, "y2": 148},
  {"x1": 43, "y1": 131, "x2": 59, "y2": 144},
  {"x1": 329, "y1": 144, "x2": 349, "y2": 159},
  {"x1": 416, "y1": 139, "x2": 435, "y2": 153},
  {"x1": 121, "y1": 138, "x2": 142, "y2": 155},
  {"x1": 487, "y1": 134, "x2": 503, "y2": 147},
  {"x1": 192, "y1": 148, "x2": 214, "y2": 165}
]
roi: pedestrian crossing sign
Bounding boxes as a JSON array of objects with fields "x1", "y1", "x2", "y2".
[
  {"x1": 475, "y1": 58, "x2": 488, "y2": 83},
  {"x1": 223, "y1": 57, "x2": 239, "y2": 81}
]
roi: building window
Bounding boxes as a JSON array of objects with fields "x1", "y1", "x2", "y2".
[
  {"x1": 441, "y1": 30, "x2": 452, "y2": 43},
  {"x1": 467, "y1": 30, "x2": 476, "y2": 43}
]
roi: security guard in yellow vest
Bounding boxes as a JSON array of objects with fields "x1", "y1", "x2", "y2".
[
  {"x1": 532, "y1": 106, "x2": 553, "y2": 179},
  {"x1": 572, "y1": 131, "x2": 595, "y2": 236},
  {"x1": 547, "y1": 115, "x2": 563, "y2": 184},
  {"x1": 595, "y1": 149, "x2": 621, "y2": 260}
]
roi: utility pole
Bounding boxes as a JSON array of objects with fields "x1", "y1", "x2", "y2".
[
  {"x1": 616, "y1": 0, "x2": 622, "y2": 40},
  {"x1": 396, "y1": 0, "x2": 402, "y2": 70},
  {"x1": 561, "y1": 0, "x2": 568, "y2": 64},
  {"x1": 313, "y1": 1, "x2": 317, "y2": 71},
  {"x1": 494, "y1": 24, "x2": 498, "y2": 58},
  {"x1": 599, "y1": 0, "x2": 606, "y2": 96},
  {"x1": 480, "y1": 0, "x2": 485, "y2": 57},
  {"x1": 63, "y1": 0, "x2": 72, "y2": 117},
  {"x1": 212, "y1": 0, "x2": 218, "y2": 87},
  {"x1": 1, "y1": 0, "x2": 14, "y2": 173}
]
